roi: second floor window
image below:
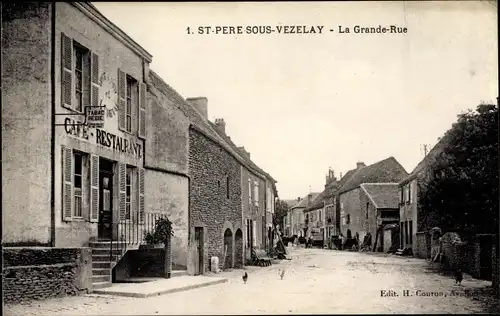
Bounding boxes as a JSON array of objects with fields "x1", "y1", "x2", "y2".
[{"x1": 125, "y1": 76, "x2": 138, "y2": 133}]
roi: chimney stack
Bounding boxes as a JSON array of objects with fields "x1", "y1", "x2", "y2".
[
  {"x1": 340, "y1": 172, "x2": 343, "y2": 179},
  {"x1": 214, "y1": 118, "x2": 226, "y2": 134},
  {"x1": 308, "y1": 193, "x2": 312, "y2": 204},
  {"x1": 297, "y1": 197, "x2": 301, "y2": 202},
  {"x1": 186, "y1": 97, "x2": 208, "y2": 120},
  {"x1": 356, "y1": 162, "x2": 366, "y2": 170}
]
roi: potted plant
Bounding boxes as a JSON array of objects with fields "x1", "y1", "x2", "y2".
[{"x1": 142, "y1": 217, "x2": 174, "y2": 249}]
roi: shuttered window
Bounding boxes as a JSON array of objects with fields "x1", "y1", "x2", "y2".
[
  {"x1": 248, "y1": 178, "x2": 252, "y2": 205},
  {"x1": 126, "y1": 168, "x2": 133, "y2": 220},
  {"x1": 118, "y1": 163, "x2": 127, "y2": 221},
  {"x1": 62, "y1": 146, "x2": 92, "y2": 222},
  {"x1": 252, "y1": 221, "x2": 257, "y2": 247},
  {"x1": 60, "y1": 33, "x2": 99, "y2": 113},
  {"x1": 138, "y1": 168, "x2": 145, "y2": 223},
  {"x1": 118, "y1": 70, "x2": 145, "y2": 137},
  {"x1": 90, "y1": 155, "x2": 99, "y2": 222}
]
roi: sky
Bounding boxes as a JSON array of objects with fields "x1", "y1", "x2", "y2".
[{"x1": 93, "y1": 1, "x2": 498, "y2": 200}]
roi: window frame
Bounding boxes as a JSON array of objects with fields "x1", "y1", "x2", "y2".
[
  {"x1": 73, "y1": 151, "x2": 84, "y2": 218},
  {"x1": 125, "y1": 75, "x2": 137, "y2": 133},
  {"x1": 125, "y1": 167, "x2": 134, "y2": 221},
  {"x1": 72, "y1": 42, "x2": 90, "y2": 113}
]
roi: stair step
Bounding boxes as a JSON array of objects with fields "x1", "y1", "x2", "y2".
[
  {"x1": 92, "y1": 281, "x2": 112, "y2": 289},
  {"x1": 92, "y1": 248, "x2": 123, "y2": 256},
  {"x1": 171, "y1": 270, "x2": 188, "y2": 278},
  {"x1": 92, "y1": 268, "x2": 111, "y2": 276},
  {"x1": 89, "y1": 241, "x2": 128, "y2": 249},
  {"x1": 92, "y1": 261, "x2": 112, "y2": 269},
  {"x1": 92, "y1": 275, "x2": 111, "y2": 283},
  {"x1": 92, "y1": 254, "x2": 119, "y2": 262}
]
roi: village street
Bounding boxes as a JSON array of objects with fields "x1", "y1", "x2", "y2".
[{"x1": 4, "y1": 247, "x2": 497, "y2": 315}]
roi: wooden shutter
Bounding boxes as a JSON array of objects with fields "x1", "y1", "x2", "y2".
[
  {"x1": 118, "y1": 163, "x2": 127, "y2": 221},
  {"x1": 61, "y1": 33, "x2": 72, "y2": 109},
  {"x1": 138, "y1": 82, "x2": 146, "y2": 139},
  {"x1": 61, "y1": 145, "x2": 73, "y2": 221},
  {"x1": 138, "y1": 167, "x2": 145, "y2": 223},
  {"x1": 83, "y1": 53, "x2": 91, "y2": 108},
  {"x1": 117, "y1": 69, "x2": 126, "y2": 131},
  {"x1": 91, "y1": 53, "x2": 100, "y2": 107},
  {"x1": 90, "y1": 154, "x2": 99, "y2": 222},
  {"x1": 252, "y1": 221, "x2": 257, "y2": 247}
]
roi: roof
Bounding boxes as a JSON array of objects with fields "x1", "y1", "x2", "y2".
[
  {"x1": 360, "y1": 183, "x2": 400, "y2": 209},
  {"x1": 399, "y1": 133, "x2": 452, "y2": 185},
  {"x1": 293, "y1": 193, "x2": 320, "y2": 209},
  {"x1": 209, "y1": 121, "x2": 277, "y2": 187},
  {"x1": 148, "y1": 71, "x2": 272, "y2": 180},
  {"x1": 304, "y1": 168, "x2": 358, "y2": 212},
  {"x1": 338, "y1": 157, "x2": 408, "y2": 195},
  {"x1": 82, "y1": 2, "x2": 152, "y2": 62},
  {"x1": 282, "y1": 199, "x2": 299, "y2": 209}
]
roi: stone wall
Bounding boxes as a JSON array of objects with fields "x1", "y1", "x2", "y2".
[
  {"x1": 2, "y1": 2, "x2": 53, "y2": 245},
  {"x1": 3, "y1": 247, "x2": 92, "y2": 304},
  {"x1": 415, "y1": 231, "x2": 429, "y2": 259},
  {"x1": 188, "y1": 127, "x2": 242, "y2": 271},
  {"x1": 339, "y1": 188, "x2": 362, "y2": 238},
  {"x1": 441, "y1": 232, "x2": 482, "y2": 279}
]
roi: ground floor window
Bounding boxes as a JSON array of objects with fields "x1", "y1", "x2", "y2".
[{"x1": 62, "y1": 146, "x2": 92, "y2": 221}]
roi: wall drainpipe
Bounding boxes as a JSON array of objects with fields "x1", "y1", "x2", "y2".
[{"x1": 50, "y1": 1, "x2": 56, "y2": 247}]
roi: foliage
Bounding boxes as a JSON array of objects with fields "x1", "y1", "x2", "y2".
[
  {"x1": 418, "y1": 103, "x2": 499, "y2": 234},
  {"x1": 144, "y1": 217, "x2": 174, "y2": 245},
  {"x1": 273, "y1": 199, "x2": 290, "y2": 226}
]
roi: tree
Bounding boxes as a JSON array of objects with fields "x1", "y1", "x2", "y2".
[
  {"x1": 273, "y1": 200, "x2": 290, "y2": 228},
  {"x1": 418, "y1": 103, "x2": 499, "y2": 235}
]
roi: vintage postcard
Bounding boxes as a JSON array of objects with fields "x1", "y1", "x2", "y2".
[{"x1": 2, "y1": 1, "x2": 499, "y2": 315}]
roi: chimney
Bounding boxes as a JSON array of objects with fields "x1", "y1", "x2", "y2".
[
  {"x1": 237, "y1": 146, "x2": 250, "y2": 158},
  {"x1": 186, "y1": 97, "x2": 208, "y2": 119},
  {"x1": 297, "y1": 197, "x2": 301, "y2": 202},
  {"x1": 340, "y1": 172, "x2": 343, "y2": 179},
  {"x1": 356, "y1": 162, "x2": 366, "y2": 170},
  {"x1": 308, "y1": 193, "x2": 312, "y2": 204},
  {"x1": 214, "y1": 118, "x2": 226, "y2": 134}
]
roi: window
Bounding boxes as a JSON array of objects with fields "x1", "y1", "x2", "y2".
[
  {"x1": 254, "y1": 181, "x2": 259, "y2": 206},
  {"x1": 226, "y1": 175, "x2": 230, "y2": 199},
  {"x1": 73, "y1": 152, "x2": 84, "y2": 217},
  {"x1": 248, "y1": 178, "x2": 252, "y2": 205},
  {"x1": 408, "y1": 182, "x2": 412, "y2": 204},
  {"x1": 346, "y1": 214, "x2": 350, "y2": 225},
  {"x1": 409, "y1": 220, "x2": 413, "y2": 244},
  {"x1": 401, "y1": 221, "x2": 405, "y2": 245},
  {"x1": 73, "y1": 44, "x2": 90, "y2": 112},
  {"x1": 399, "y1": 188, "x2": 404, "y2": 204},
  {"x1": 366, "y1": 202, "x2": 369, "y2": 219},
  {"x1": 125, "y1": 167, "x2": 136, "y2": 220},
  {"x1": 125, "y1": 76, "x2": 138, "y2": 133}
]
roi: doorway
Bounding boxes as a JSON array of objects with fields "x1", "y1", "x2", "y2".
[
  {"x1": 194, "y1": 227, "x2": 204, "y2": 275},
  {"x1": 98, "y1": 158, "x2": 114, "y2": 240}
]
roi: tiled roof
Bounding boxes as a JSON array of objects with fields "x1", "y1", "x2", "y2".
[
  {"x1": 399, "y1": 133, "x2": 452, "y2": 185},
  {"x1": 148, "y1": 70, "x2": 272, "y2": 180},
  {"x1": 360, "y1": 183, "x2": 399, "y2": 209},
  {"x1": 338, "y1": 157, "x2": 408, "y2": 195},
  {"x1": 282, "y1": 199, "x2": 299, "y2": 209},
  {"x1": 293, "y1": 193, "x2": 320, "y2": 209},
  {"x1": 304, "y1": 168, "x2": 358, "y2": 212}
]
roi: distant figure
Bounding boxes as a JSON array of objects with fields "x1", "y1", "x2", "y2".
[
  {"x1": 455, "y1": 269, "x2": 463, "y2": 286},
  {"x1": 279, "y1": 269, "x2": 286, "y2": 280},
  {"x1": 242, "y1": 272, "x2": 248, "y2": 284},
  {"x1": 340, "y1": 234, "x2": 346, "y2": 250}
]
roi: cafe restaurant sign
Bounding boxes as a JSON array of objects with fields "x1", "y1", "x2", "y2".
[{"x1": 64, "y1": 117, "x2": 142, "y2": 159}]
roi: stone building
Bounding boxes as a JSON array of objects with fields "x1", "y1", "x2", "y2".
[
  {"x1": 2, "y1": 2, "x2": 190, "y2": 294},
  {"x1": 338, "y1": 158, "x2": 408, "y2": 241}
]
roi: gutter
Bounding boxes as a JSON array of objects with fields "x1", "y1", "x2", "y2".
[{"x1": 50, "y1": 2, "x2": 56, "y2": 247}]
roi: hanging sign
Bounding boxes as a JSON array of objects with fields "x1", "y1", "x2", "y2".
[{"x1": 85, "y1": 106, "x2": 105, "y2": 128}]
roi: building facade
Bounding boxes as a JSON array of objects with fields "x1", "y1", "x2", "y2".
[
  {"x1": 338, "y1": 158, "x2": 408, "y2": 240},
  {"x1": 2, "y1": 2, "x2": 193, "y2": 290}
]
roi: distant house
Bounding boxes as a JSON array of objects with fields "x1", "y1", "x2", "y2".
[
  {"x1": 288, "y1": 193, "x2": 320, "y2": 238},
  {"x1": 398, "y1": 135, "x2": 450, "y2": 258},
  {"x1": 282, "y1": 199, "x2": 299, "y2": 237},
  {"x1": 338, "y1": 158, "x2": 408, "y2": 244},
  {"x1": 359, "y1": 183, "x2": 400, "y2": 252},
  {"x1": 303, "y1": 168, "x2": 357, "y2": 244}
]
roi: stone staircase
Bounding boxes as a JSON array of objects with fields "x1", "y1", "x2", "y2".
[
  {"x1": 90, "y1": 240, "x2": 127, "y2": 289},
  {"x1": 90, "y1": 240, "x2": 189, "y2": 290}
]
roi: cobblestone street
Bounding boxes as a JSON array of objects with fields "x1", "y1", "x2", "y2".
[{"x1": 4, "y1": 247, "x2": 498, "y2": 315}]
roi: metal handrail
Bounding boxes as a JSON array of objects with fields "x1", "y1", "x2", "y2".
[{"x1": 109, "y1": 213, "x2": 169, "y2": 263}]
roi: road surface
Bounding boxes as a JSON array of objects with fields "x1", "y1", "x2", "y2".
[{"x1": 4, "y1": 247, "x2": 497, "y2": 315}]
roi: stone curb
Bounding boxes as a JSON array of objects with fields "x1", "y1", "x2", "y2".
[{"x1": 93, "y1": 278, "x2": 228, "y2": 298}]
